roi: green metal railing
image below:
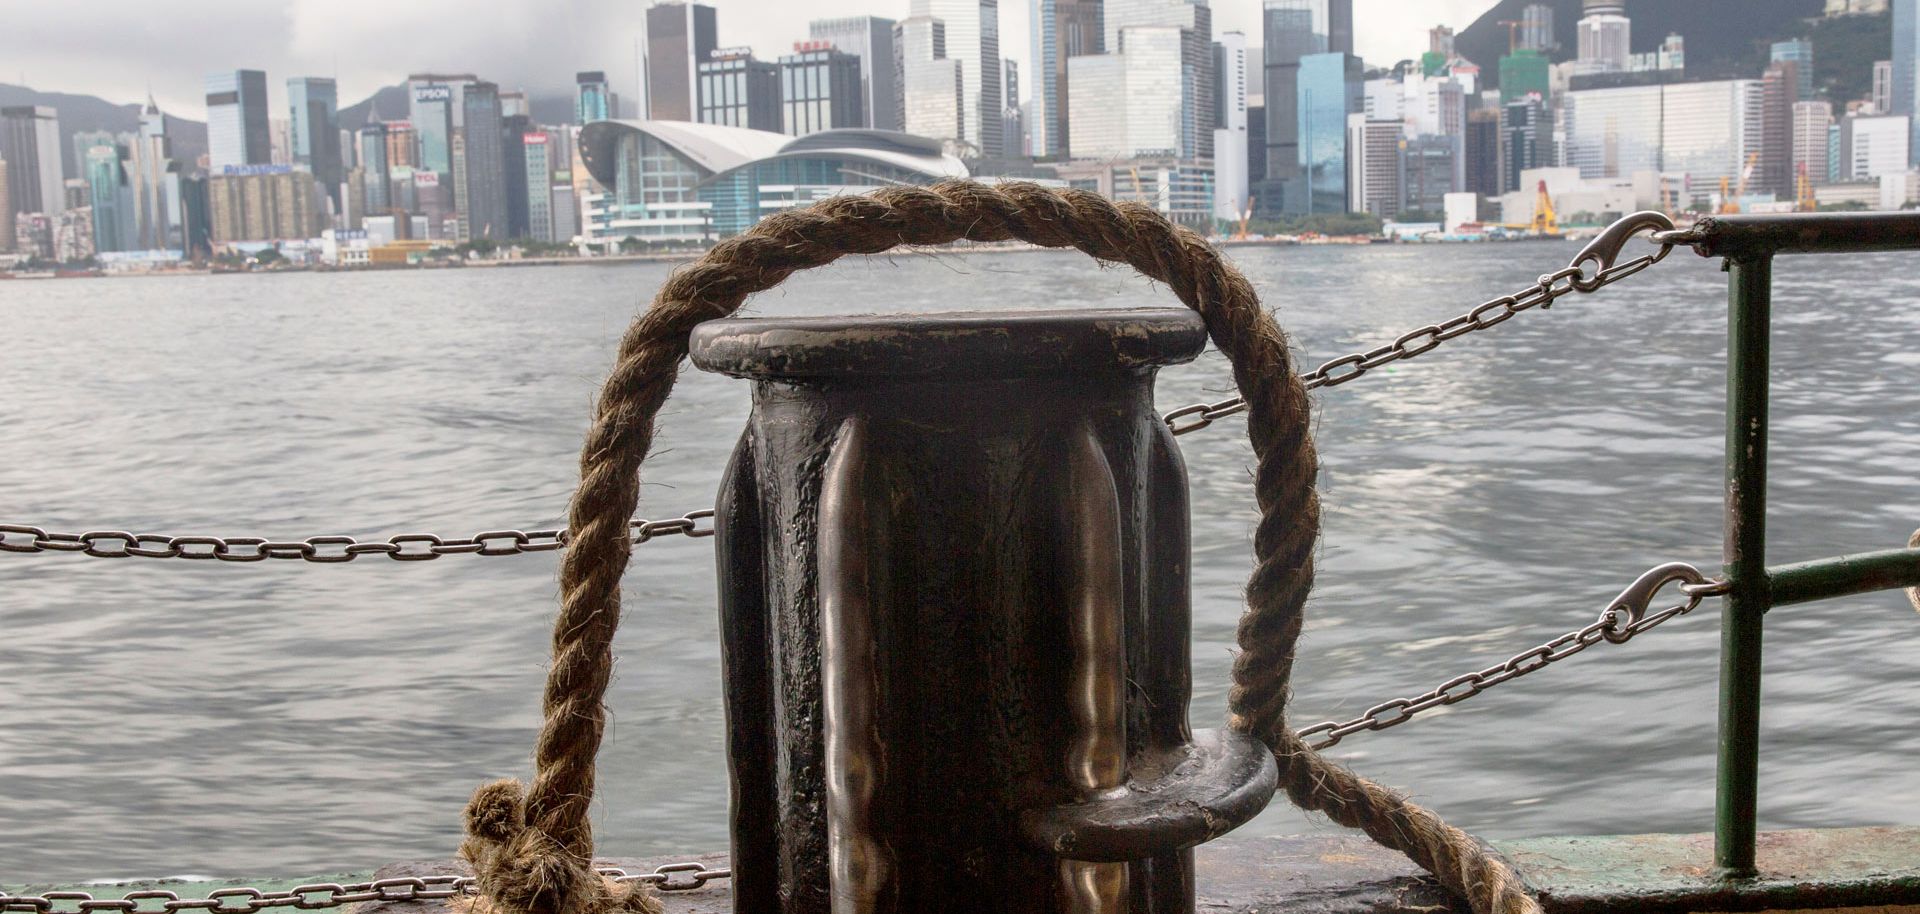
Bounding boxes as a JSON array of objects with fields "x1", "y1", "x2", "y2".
[{"x1": 1670, "y1": 212, "x2": 1920, "y2": 878}]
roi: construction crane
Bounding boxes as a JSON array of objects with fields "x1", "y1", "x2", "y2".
[
  {"x1": 1719, "y1": 152, "x2": 1761, "y2": 214},
  {"x1": 1499, "y1": 20, "x2": 1523, "y2": 54},
  {"x1": 1796, "y1": 161, "x2": 1818, "y2": 212},
  {"x1": 1491, "y1": 180, "x2": 1561, "y2": 236}
]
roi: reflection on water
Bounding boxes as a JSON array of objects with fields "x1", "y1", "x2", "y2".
[{"x1": 3, "y1": 243, "x2": 1918, "y2": 881}]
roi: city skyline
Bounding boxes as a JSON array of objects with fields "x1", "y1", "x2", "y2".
[{"x1": 1, "y1": 0, "x2": 1502, "y2": 122}]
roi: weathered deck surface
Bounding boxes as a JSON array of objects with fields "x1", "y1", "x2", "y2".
[{"x1": 21, "y1": 829, "x2": 1920, "y2": 914}]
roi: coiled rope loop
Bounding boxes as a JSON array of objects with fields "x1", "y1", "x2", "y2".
[{"x1": 459, "y1": 180, "x2": 1539, "y2": 914}]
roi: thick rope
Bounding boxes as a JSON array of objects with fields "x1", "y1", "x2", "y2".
[{"x1": 460, "y1": 180, "x2": 1539, "y2": 914}]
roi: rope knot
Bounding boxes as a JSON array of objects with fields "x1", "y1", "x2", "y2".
[{"x1": 460, "y1": 780, "x2": 662, "y2": 914}]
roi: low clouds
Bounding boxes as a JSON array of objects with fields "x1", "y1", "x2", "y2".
[{"x1": 3, "y1": 0, "x2": 1499, "y2": 121}]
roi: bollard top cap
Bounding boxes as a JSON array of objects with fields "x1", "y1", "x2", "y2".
[{"x1": 690, "y1": 308, "x2": 1207, "y2": 381}]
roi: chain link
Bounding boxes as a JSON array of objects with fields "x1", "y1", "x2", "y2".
[
  {"x1": 1297, "y1": 562, "x2": 1711, "y2": 751},
  {"x1": 0, "y1": 511, "x2": 715, "y2": 564},
  {"x1": 0, "y1": 864, "x2": 733, "y2": 914},
  {"x1": 1162, "y1": 246, "x2": 1670, "y2": 436}
]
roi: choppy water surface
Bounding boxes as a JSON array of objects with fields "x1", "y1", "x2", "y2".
[{"x1": 5, "y1": 242, "x2": 1919, "y2": 883}]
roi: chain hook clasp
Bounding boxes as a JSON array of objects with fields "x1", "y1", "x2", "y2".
[
  {"x1": 1568, "y1": 211, "x2": 1678, "y2": 292},
  {"x1": 1599, "y1": 561, "x2": 1707, "y2": 644}
]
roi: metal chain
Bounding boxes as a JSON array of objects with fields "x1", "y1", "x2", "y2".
[
  {"x1": 1298, "y1": 562, "x2": 1722, "y2": 750},
  {"x1": 0, "y1": 864, "x2": 732, "y2": 914},
  {"x1": 0, "y1": 511, "x2": 715, "y2": 563},
  {"x1": 1161, "y1": 236, "x2": 1672, "y2": 435},
  {"x1": 0, "y1": 218, "x2": 1677, "y2": 562}
]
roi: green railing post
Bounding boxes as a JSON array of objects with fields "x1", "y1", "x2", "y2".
[{"x1": 1716, "y1": 254, "x2": 1773, "y2": 879}]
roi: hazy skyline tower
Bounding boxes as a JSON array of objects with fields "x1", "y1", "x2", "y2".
[
  {"x1": 644, "y1": 1, "x2": 719, "y2": 120},
  {"x1": 205, "y1": 70, "x2": 270, "y2": 170},
  {"x1": 2, "y1": 106, "x2": 66, "y2": 223},
  {"x1": 288, "y1": 77, "x2": 341, "y2": 206},
  {"x1": 810, "y1": 16, "x2": 902, "y2": 130},
  {"x1": 1028, "y1": 0, "x2": 1101, "y2": 158},
  {"x1": 407, "y1": 73, "x2": 476, "y2": 176},
  {"x1": 1104, "y1": 0, "x2": 1215, "y2": 159},
  {"x1": 576, "y1": 71, "x2": 615, "y2": 124},
  {"x1": 458, "y1": 81, "x2": 507, "y2": 241},
  {"x1": 780, "y1": 45, "x2": 866, "y2": 136},
  {"x1": 913, "y1": 0, "x2": 1003, "y2": 157}
]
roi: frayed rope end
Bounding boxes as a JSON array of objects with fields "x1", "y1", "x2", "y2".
[{"x1": 459, "y1": 780, "x2": 662, "y2": 914}]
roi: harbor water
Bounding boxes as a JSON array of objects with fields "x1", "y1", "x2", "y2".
[{"x1": 4, "y1": 242, "x2": 1918, "y2": 883}]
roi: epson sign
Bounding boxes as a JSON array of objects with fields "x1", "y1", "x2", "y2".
[{"x1": 415, "y1": 86, "x2": 452, "y2": 102}]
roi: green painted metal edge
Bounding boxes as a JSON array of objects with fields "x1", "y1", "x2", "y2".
[
  {"x1": 1500, "y1": 826, "x2": 1920, "y2": 914},
  {"x1": 1769, "y1": 548, "x2": 1920, "y2": 608}
]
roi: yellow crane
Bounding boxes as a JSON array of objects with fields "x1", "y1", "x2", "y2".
[
  {"x1": 1796, "y1": 161, "x2": 1818, "y2": 212},
  {"x1": 1719, "y1": 152, "x2": 1761, "y2": 214},
  {"x1": 1492, "y1": 180, "x2": 1561, "y2": 236}
]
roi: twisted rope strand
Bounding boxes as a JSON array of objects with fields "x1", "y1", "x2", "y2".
[{"x1": 460, "y1": 180, "x2": 1538, "y2": 914}]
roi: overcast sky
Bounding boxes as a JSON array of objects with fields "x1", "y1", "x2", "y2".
[{"x1": 2, "y1": 0, "x2": 1501, "y2": 120}]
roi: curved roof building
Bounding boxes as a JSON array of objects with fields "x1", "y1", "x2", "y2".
[{"x1": 578, "y1": 121, "x2": 967, "y2": 242}]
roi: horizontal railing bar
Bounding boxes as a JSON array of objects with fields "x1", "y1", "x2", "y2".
[
  {"x1": 1767, "y1": 547, "x2": 1920, "y2": 608},
  {"x1": 1673, "y1": 212, "x2": 1920, "y2": 260}
]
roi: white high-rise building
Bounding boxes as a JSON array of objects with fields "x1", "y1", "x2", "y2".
[
  {"x1": 1843, "y1": 113, "x2": 1911, "y2": 177},
  {"x1": 911, "y1": 0, "x2": 1002, "y2": 157},
  {"x1": 899, "y1": 16, "x2": 968, "y2": 151},
  {"x1": 1792, "y1": 100, "x2": 1834, "y2": 188},
  {"x1": 1102, "y1": 0, "x2": 1215, "y2": 159},
  {"x1": 1575, "y1": 0, "x2": 1631, "y2": 75},
  {"x1": 1347, "y1": 113, "x2": 1404, "y2": 216},
  {"x1": 1213, "y1": 31, "x2": 1250, "y2": 221},
  {"x1": 1068, "y1": 25, "x2": 1184, "y2": 159}
]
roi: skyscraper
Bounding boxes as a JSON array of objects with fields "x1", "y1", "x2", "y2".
[
  {"x1": 1760, "y1": 61, "x2": 1802, "y2": 197},
  {"x1": 523, "y1": 131, "x2": 555, "y2": 243},
  {"x1": 898, "y1": 16, "x2": 965, "y2": 147},
  {"x1": 1214, "y1": 31, "x2": 1251, "y2": 221},
  {"x1": 811, "y1": 16, "x2": 901, "y2": 130},
  {"x1": 2, "y1": 106, "x2": 65, "y2": 220},
  {"x1": 1259, "y1": 0, "x2": 1320, "y2": 191},
  {"x1": 1028, "y1": 0, "x2": 1100, "y2": 158},
  {"x1": 359, "y1": 123, "x2": 391, "y2": 216},
  {"x1": 779, "y1": 45, "x2": 867, "y2": 136},
  {"x1": 407, "y1": 74, "x2": 477, "y2": 175},
  {"x1": 1793, "y1": 100, "x2": 1834, "y2": 190},
  {"x1": 1518, "y1": 4, "x2": 1556, "y2": 53},
  {"x1": 288, "y1": 77, "x2": 341, "y2": 206},
  {"x1": 205, "y1": 70, "x2": 271, "y2": 170},
  {"x1": 699, "y1": 52, "x2": 783, "y2": 130},
  {"x1": 501, "y1": 112, "x2": 531, "y2": 239},
  {"x1": 83, "y1": 143, "x2": 132, "y2": 253},
  {"x1": 1575, "y1": 0, "x2": 1631, "y2": 74},
  {"x1": 1346, "y1": 114, "x2": 1403, "y2": 216},
  {"x1": 1296, "y1": 51, "x2": 1361, "y2": 214},
  {"x1": 459, "y1": 82, "x2": 508, "y2": 241},
  {"x1": 1771, "y1": 40, "x2": 1815, "y2": 99},
  {"x1": 128, "y1": 97, "x2": 178, "y2": 250},
  {"x1": 577, "y1": 71, "x2": 615, "y2": 124},
  {"x1": 644, "y1": 2, "x2": 719, "y2": 120},
  {"x1": 912, "y1": 0, "x2": 1003, "y2": 157},
  {"x1": 1068, "y1": 26, "x2": 1185, "y2": 159},
  {"x1": 1105, "y1": 0, "x2": 1215, "y2": 159}
]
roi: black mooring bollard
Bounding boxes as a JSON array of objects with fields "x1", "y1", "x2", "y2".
[{"x1": 690, "y1": 308, "x2": 1279, "y2": 914}]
